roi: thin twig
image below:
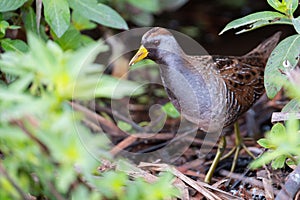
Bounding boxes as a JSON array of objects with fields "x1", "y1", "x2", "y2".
[
  {"x1": 110, "y1": 135, "x2": 137, "y2": 156},
  {"x1": 12, "y1": 119, "x2": 50, "y2": 155},
  {"x1": 82, "y1": 118, "x2": 103, "y2": 132},
  {"x1": 35, "y1": 0, "x2": 42, "y2": 35},
  {"x1": 70, "y1": 101, "x2": 127, "y2": 137},
  {"x1": 48, "y1": 182, "x2": 66, "y2": 200},
  {"x1": 139, "y1": 162, "x2": 225, "y2": 200}
]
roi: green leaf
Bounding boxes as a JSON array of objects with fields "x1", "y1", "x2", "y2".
[
  {"x1": 162, "y1": 102, "x2": 180, "y2": 118},
  {"x1": 127, "y1": 0, "x2": 160, "y2": 12},
  {"x1": 1, "y1": 12, "x2": 19, "y2": 21},
  {"x1": 0, "y1": 88, "x2": 32, "y2": 103},
  {"x1": 271, "y1": 154, "x2": 286, "y2": 169},
  {"x1": 56, "y1": 168, "x2": 76, "y2": 193},
  {"x1": 159, "y1": 0, "x2": 188, "y2": 10},
  {"x1": 79, "y1": 35, "x2": 95, "y2": 46},
  {"x1": 285, "y1": 118, "x2": 299, "y2": 142},
  {"x1": 1, "y1": 39, "x2": 29, "y2": 53},
  {"x1": 27, "y1": 32, "x2": 56, "y2": 74},
  {"x1": 282, "y1": 99, "x2": 300, "y2": 113},
  {"x1": 8, "y1": 25, "x2": 20, "y2": 30},
  {"x1": 22, "y1": 7, "x2": 38, "y2": 34},
  {"x1": 43, "y1": 0, "x2": 70, "y2": 38},
  {"x1": 69, "y1": 0, "x2": 128, "y2": 30},
  {"x1": 72, "y1": 10, "x2": 97, "y2": 31},
  {"x1": 94, "y1": 75, "x2": 144, "y2": 99},
  {"x1": 72, "y1": 186, "x2": 99, "y2": 200},
  {"x1": 292, "y1": 16, "x2": 300, "y2": 34},
  {"x1": 269, "y1": 122, "x2": 286, "y2": 138},
  {"x1": 257, "y1": 138, "x2": 273, "y2": 148},
  {"x1": 0, "y1": 20, "x2": 9, "y2": 38},
  {"x1": 53, "y1": 25, "x2": 82, "y2": 50},
  {"x1": 286, "y1": 0, "x2": 299, "y2": 16},
  {"x1": 219, "y1": 11, "x2": 291, "y2": 34},
  {"x1": 96, "y1": 171, "x2": 128, "y2": 198},
  {"x1": 72, "y1": 74, "x2": 144, "y2": 100},
  {"x1": 267, "y1": 0, "x2": 298, "y2": 16},
  {"x1": 68, "y1": 39, "x2": 108, "y2": 77},
  {"x1": 117, "y1": 121, "x2": 132, "y2": 132},
  {"x1": 286, "y1": 158, "x2": 298, "y2": 166},
  {"x1": 265, "y1": 34, "x2": 300, "y2": 98},
  {"x1": 267, "y1": 0, "x2": 287, "y2": 13},
  {"x1": 0, "y1": 90, "x2": 45, "y2": 122},
  {"x1": 9, "y1": 73, "x2": 34, "y2": 92},
  {"x1": 0, "y1": 0, "x2": 27, "y2": 12},
  {"x1": 250, "y1": 150, "x2": 283, "y2": 169}
]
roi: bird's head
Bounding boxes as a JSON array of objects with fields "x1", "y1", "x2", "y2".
[{"x1": 129, "y1": 27, "x2": 181, "y2": 66}]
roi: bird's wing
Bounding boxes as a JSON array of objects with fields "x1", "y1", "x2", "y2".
[{"x1": 212, "y1": 56, "x2": 265, "y2": 115}]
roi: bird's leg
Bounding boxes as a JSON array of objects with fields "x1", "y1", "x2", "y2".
[
  {"x1": 205, "y1": 123, "x2": 257, "y2": 183},
  {"x1": 226, "y1": 122, "x2": 256, "y2": 173},
  {"x1": 204, "y1": 135, "x2": 226, "y2": 183},
  {"x1": 230, "y1": 122, "x2": 242, "y2": 172}
]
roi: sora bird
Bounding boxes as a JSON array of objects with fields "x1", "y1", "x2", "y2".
[{"x1": 129, "y1": 27, "x2": 281, "y2": 183}]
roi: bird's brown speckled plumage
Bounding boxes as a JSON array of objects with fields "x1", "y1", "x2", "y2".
[
  {"x1": 139, "y1": 27, "x2": 281, "y2": 131},
  {"x1": 211, "y1": 31, "x2": 280, "y2": 126}
]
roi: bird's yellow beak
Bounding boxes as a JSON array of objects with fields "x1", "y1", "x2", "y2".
[{"x1": 129, "y1": 45, "x2": 149, "y2": 66}]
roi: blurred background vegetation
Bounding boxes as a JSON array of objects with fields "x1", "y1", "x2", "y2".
[{"x1": 0, "y1": 0, "x2": 299, "y2": 199}]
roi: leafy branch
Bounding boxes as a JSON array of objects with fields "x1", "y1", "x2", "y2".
[{"x1": 220, "y1": 0, "x2": 300, "y2": 169}]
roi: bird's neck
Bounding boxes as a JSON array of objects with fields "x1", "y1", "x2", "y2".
[{"x1": 150, "y1": 47, "x2": 187, "y2": 70}]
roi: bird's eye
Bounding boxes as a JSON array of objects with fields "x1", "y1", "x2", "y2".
[{"x1": 153, "y1": 40, "x2": 160, "y2": 45}]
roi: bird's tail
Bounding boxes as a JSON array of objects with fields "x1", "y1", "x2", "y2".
[{"x1": 244, "y1": 32, "x2": 282, "y2": 60}]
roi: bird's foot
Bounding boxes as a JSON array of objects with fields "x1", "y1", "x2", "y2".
[
  {"x1": 223, "y1": 122, "x2": 256, "y2": 173},
  {"x1": 204, "y1": 122, "x2": 256, "y2": 184}
]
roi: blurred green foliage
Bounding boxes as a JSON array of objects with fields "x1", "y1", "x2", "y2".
[
  {"x1": 162, "y1": 102, "x2": 180, "y2": 119},
  {"x1": 105, "y1": 0, "x2": 189, "y2": 26},
  {"x1": 0, "y1": 0, "x2": 178, "y2": 199},
  {"x1": 251, "y1": 120, "x2": 300, "y2": 169},
  {"x1": 221, "y1": 0, "x2": 300, "y2": 169}
]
